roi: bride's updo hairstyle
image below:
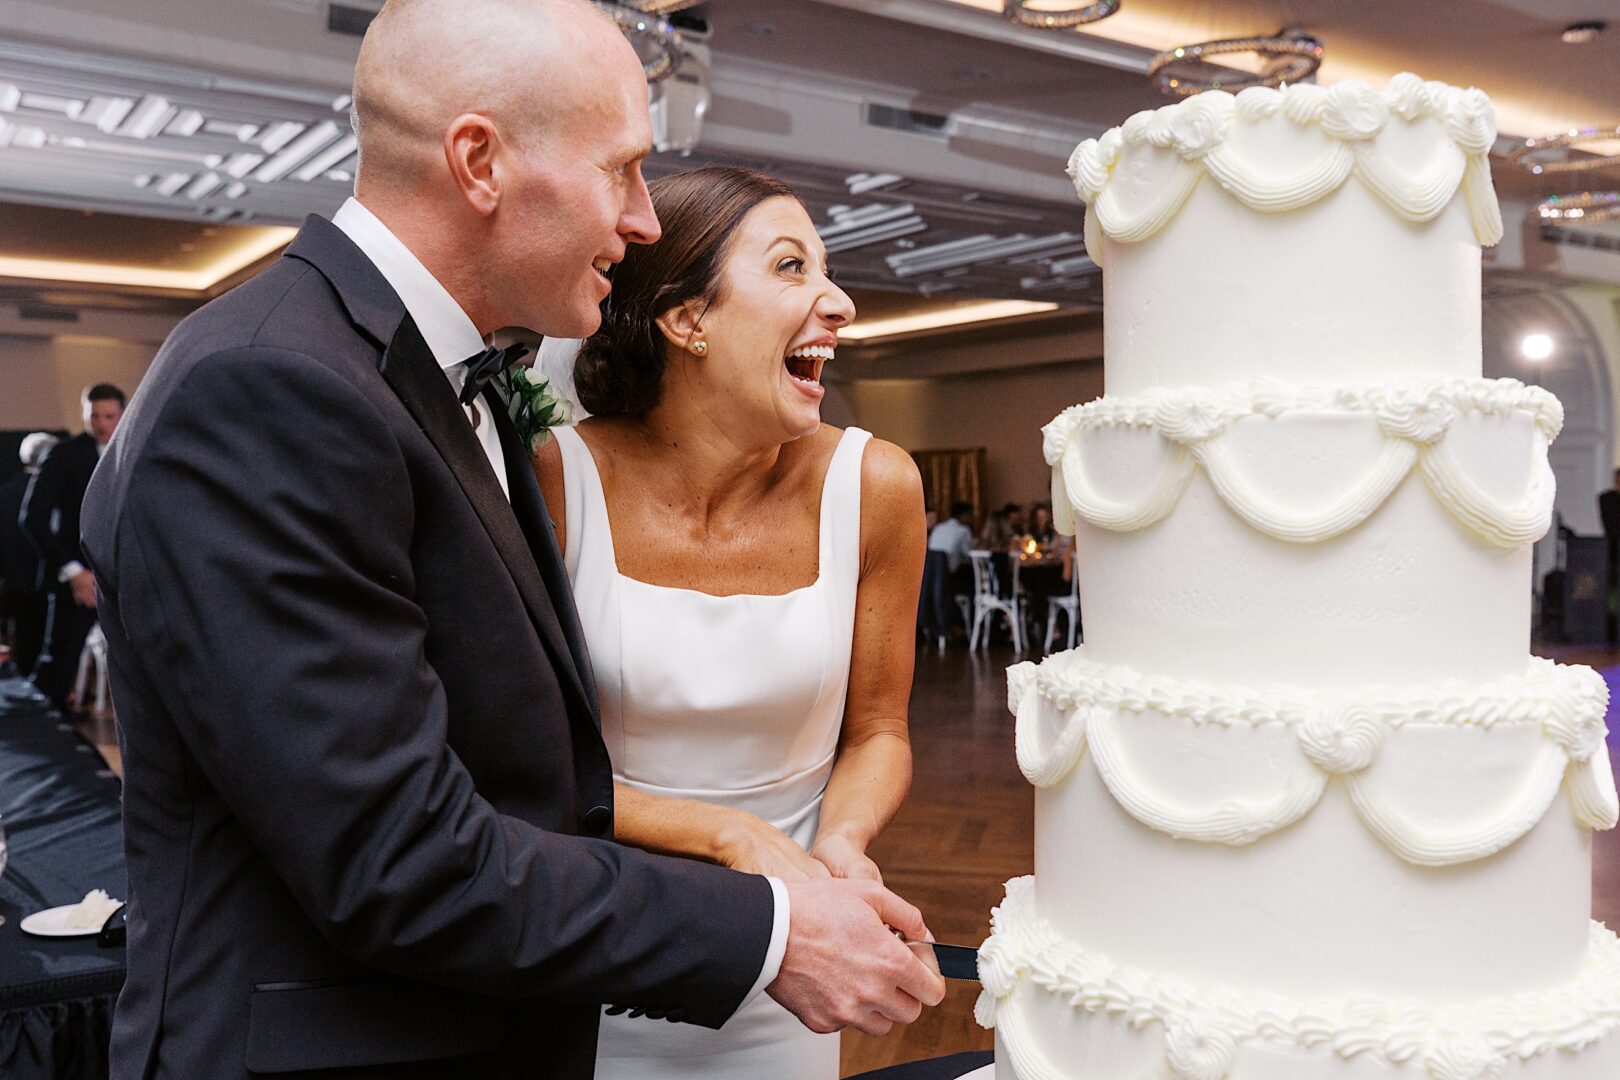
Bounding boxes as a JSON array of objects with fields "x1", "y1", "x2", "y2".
[{"x1": 574, "y1": 165, "x2": 798, "y2": 417}]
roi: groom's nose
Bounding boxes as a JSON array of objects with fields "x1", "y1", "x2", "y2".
[{"x1": 621, "y1": 169, "x2": 661, "y2": 247}]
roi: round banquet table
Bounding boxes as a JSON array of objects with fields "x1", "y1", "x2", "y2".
[
  {"x1": 850, "y1": 1051, "x2": 993, "y2": 1079},
  {"x1": 0, "y1": 674, "x2": 126, "y2": 1080}
]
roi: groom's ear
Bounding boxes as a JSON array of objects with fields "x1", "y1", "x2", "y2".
[{"x1": 444, "y1": 112, "x2": 503, "y2": 217}]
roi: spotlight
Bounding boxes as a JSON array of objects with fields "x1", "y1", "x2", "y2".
[
  {"x1": 1562, "y1": 21, "x2": 1606, "y2": 45},
  {"x1": 1521, "y1": 333, "x2": 1555, "y2": 361}
]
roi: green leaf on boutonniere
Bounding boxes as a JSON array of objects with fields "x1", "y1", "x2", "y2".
[{"x1": 497, "y1": 366, "x2": 573, "y2": 453}]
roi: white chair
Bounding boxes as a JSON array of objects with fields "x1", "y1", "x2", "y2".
[
  {"x1": 1044, "y1": 570, "x2": 1082, "y2": 654},
  {"x1": 73, "y1": 623, "x2": 110, "y2": 717},
  {"x1": 968, "y1": 550, "x2": 1024, "y2": 654}
]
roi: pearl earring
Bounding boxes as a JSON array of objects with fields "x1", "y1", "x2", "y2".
[{"x1": 692, "y1": 340, "x2": 707, "y2": 356}]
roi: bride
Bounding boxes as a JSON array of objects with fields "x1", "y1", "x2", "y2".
[{"x1": 533, "y1": 165, "x2": 928, "y2": 1079}]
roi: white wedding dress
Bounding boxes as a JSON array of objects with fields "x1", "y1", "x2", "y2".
[{"x1": 552, "y1": 423, "x2": 872, "y2": 1080}]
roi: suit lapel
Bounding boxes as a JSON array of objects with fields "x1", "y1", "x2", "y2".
[
  {"x1": 486, "y1": 391, "x2": 602, "y2": 721},
  {"x1": 378, "y1": 316, "x2": 592, "y2": 716}
]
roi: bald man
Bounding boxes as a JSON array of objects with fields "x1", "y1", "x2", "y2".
[{"x1": 82, "y1": 2, "x2": 943, "y2": 1078}]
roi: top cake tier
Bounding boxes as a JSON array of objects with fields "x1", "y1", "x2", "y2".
[{"x1": 1070, "y1": 73, "x2": 1502, "y2": 395}]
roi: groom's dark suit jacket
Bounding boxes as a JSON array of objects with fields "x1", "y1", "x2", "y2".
[{"x1": 81, "y1": 216, "x2": 775, "y2": 1080}]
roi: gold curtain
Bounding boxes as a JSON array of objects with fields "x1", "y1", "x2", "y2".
[{"x1": 911, "y1": 448, "x2": 986, "y2": 524}]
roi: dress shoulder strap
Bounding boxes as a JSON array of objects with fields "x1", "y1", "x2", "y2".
[
  {"x1": 818, "y1": 427, "x2": 872, "y2": 609},
  {"x1": 550, "y1": 425, "x2": 616, "y2": 586}
]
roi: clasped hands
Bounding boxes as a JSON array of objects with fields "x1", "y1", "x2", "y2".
[{"x1": 717, "y1": 810, "x2": 948, "y2": 1037}]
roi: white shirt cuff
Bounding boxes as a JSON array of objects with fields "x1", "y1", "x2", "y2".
[
  {"x1": 740, "y1": 875, "x2": 790, "y2": 1007},
  {"x1": 59, "y1": 561, "x2": 85, "y2": 583}
]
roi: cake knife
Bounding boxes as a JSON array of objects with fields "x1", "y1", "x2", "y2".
[{"x1": 905, "y1": 939, "x2": 980, "y2": 981}]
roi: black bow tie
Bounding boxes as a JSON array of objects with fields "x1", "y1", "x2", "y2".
[{"x1": 458, "y1": 343, "x2": 531, "y2": 406}]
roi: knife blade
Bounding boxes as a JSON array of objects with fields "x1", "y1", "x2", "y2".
[{"x1": 905, "y1": 939, "x2": 979, "y2": 981}]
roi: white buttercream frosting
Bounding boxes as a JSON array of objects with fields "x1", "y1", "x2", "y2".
[
  {"x1": 1042, "y1": 377, "x2": 1561, "y2": 548},
  {"x1": 1008, "y1": 653, "x2": 1617, "y2": 865},
  {"x1": 979, "y1": 877, "x2": 1620, "y2": 1080},
  {"x1": 1068, "y1": 73, "x2": 1503, "y2": 263},
  {"x1": 999, "y1": 68, "x2": 1620, "y2": 1080}
]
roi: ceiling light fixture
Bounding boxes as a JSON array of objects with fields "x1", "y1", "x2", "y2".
[
  {"x1": 79, "y1": 96, "x2": 134, "y2": 134},
  {"x1": 1537, "y1": 191, "x2": 1620, "y2": 223},
  {"x1": 1508, "y1": 127, "x2": 1620, "y2": 175},
  {"x1": 842, "y1": 299, "x2": 1061, "y2": 342},
  {"x1": 165, "y1": 109, "x2": 206, "y2": 138},
  {"x1": 291, "y1": 133, "x2": 358, "y2": 183},
  {"x1": 1148, "y1": 29, "x2": 1323, "y2": 97},
  {"x1": 1563, "y1": 21, "x2": 1606, "y2": 45},
  {"x1": 845, "y1": 172, "x2": 905, "y2": 196},
  {"x1": 0, "y1": 226, "x2": 298, "y2": 292},
  {"x1": 617, "y1": 0, "x2": 703, "y2": 12},
  {"x1": 116, "y1": 95, "x2": 174, "y2": 139},
  {"x1": 596, "y1": 4, "x2": 686, "y2": 82},
  {"x1": 818, "y1": 203, "x2": 929, "y2": 253},
  {"x1": 253, "y1": 121, "x2": 341, "y2": 183},
  {"x1": 823, "y1": 218, "x2": 930, "y2": 255},
  {"x1": 1521, "y1": 333, "x2": 1555, "y2": 361},
  {"x1": 1003, "y1": 0, "x2": 1121, "y2": 29},
  {"x1": 885, "y1": 231, "x2": 1085, "y2": 277}
]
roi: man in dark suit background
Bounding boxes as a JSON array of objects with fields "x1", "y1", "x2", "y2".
[
  {"x1": 21, "y1": 385, "x2": 123, "y2": 709},
  {"x1": 1599, "y1": 468, "x2": 1620, "y2": 642},
  {"x1": 80, "y1": 3, "x2": 943, "y2": 1078},
  {"x1": 0, "y1": 431, "x2": 59, "y2": 674}
]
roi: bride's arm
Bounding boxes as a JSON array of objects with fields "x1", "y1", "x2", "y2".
[
  {"x1": 612, "y1": 782, "x2": 828, "y2": 881},
  {"x1": 810, "y1": 439, "x2": 927, "y2": 882}
]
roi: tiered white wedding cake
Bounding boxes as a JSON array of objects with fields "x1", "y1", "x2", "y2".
[{"x1": 976, "y1": 74, "x2": 1620, "y2": 1080}]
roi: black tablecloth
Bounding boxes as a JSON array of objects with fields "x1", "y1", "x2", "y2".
[
  {"x1": 0, "y1": 675, "x2": 125, "y2": 1080},
  {"x1": 851, "y1": 1050, "x2": 993, "y2": 1079}
]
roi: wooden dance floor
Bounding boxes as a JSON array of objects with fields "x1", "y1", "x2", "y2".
[{"x1": 72, "y1": 639, "x2": 1620, "y2": 1078}]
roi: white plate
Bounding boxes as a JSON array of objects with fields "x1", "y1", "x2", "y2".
[{"x1": 19, "y1": 903, "x2": 113, "y2": 937}]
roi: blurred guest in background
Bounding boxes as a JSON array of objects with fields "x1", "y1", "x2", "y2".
[
  {"x1": 928, "y1": 500, "x2": 976, "y2": 575},
  {"x1": 0, "y1": 432, "x2": 60, "y2": 674},
  {"x1": 1005, "y1": 502, "x2": 1028, "y2": 540},
  {"x1": 21, "y1": 383, "x2": 124, "y2": 710},
  {"x1": 1600, "y1": 468, "x2": 1620, "y2": 643},
  {"x1": 978, "y1": 506, "x2": 1011, "y2": 550},
  {"x1": 1028, "y1": 502, "x2": 1056, "y2": 547}
]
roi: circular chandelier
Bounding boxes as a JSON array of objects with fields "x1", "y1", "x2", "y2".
[
  {"x1": 1538, "y1": 191, "x2": 1620, "y2": 224},
  {"x1": 1506, "y1": 126, "x2": 1620, "y2": 176},
  {"x1": 1003, "y1": 0, "x2": 1121, "y2": 29},
  {"x1": 618, "y1": 0, "x2": 703, "y2": 11},
  {"x1": 1147, "y1": 31, "x2": 1324, "y2": 97},
  {"x1": 598, "y1": 3, "x2": 686, "y2": 83}
]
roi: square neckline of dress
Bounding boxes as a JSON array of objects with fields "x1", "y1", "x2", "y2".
[{"x1": 565, "y1": 425, "x2": 856, "y2": 602}]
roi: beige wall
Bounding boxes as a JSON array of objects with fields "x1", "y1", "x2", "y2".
[
  {"x1": 832, "y1": 358, "x2": 1103, "y2": 509},
  {"x1": 1, "y1": 333, "x2": 159, "y2": 433}
]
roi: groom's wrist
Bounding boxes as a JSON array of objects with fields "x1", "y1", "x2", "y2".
[{"x1": 742, "y1": 875, "x2": 790, "y2": 1007}]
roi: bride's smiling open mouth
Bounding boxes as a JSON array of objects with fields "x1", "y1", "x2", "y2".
[{"x1": 784, "y1": 340, "x2": 833, "y2": 396}]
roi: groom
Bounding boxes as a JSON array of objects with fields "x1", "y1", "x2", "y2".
[{"x1": 81, "y1": 1, "x2": 945, "y2": 1077}]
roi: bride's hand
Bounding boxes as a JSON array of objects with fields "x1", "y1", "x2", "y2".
[
  {"x1": 714, "y1": 812, "x2": 830, "y2": 882},
  {"x1": 809, "y1": 832, "x2": 883, "y2": 883}
]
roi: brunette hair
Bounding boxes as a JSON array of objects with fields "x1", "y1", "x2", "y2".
[
  {"x1": 83, "y1": 383, "x2": 126, "y2": 408},
  {"x1": 573, "y1": 165, "x2": 799, "y2": 417}
]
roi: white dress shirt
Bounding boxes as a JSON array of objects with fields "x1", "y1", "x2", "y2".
[
  {"x1": 927, "y1": 517, "x2": 975, "y2": 573},
  {"x1": 332, "y1": 198, "x2": 509, "y2": 499},
  {"x1": 331, "y1": 198, "x2": 790, "y2": 1005}
]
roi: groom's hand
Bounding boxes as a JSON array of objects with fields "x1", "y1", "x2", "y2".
[{"x1": 766, "y1": 879, "x2": 948, "y2": 1036}]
